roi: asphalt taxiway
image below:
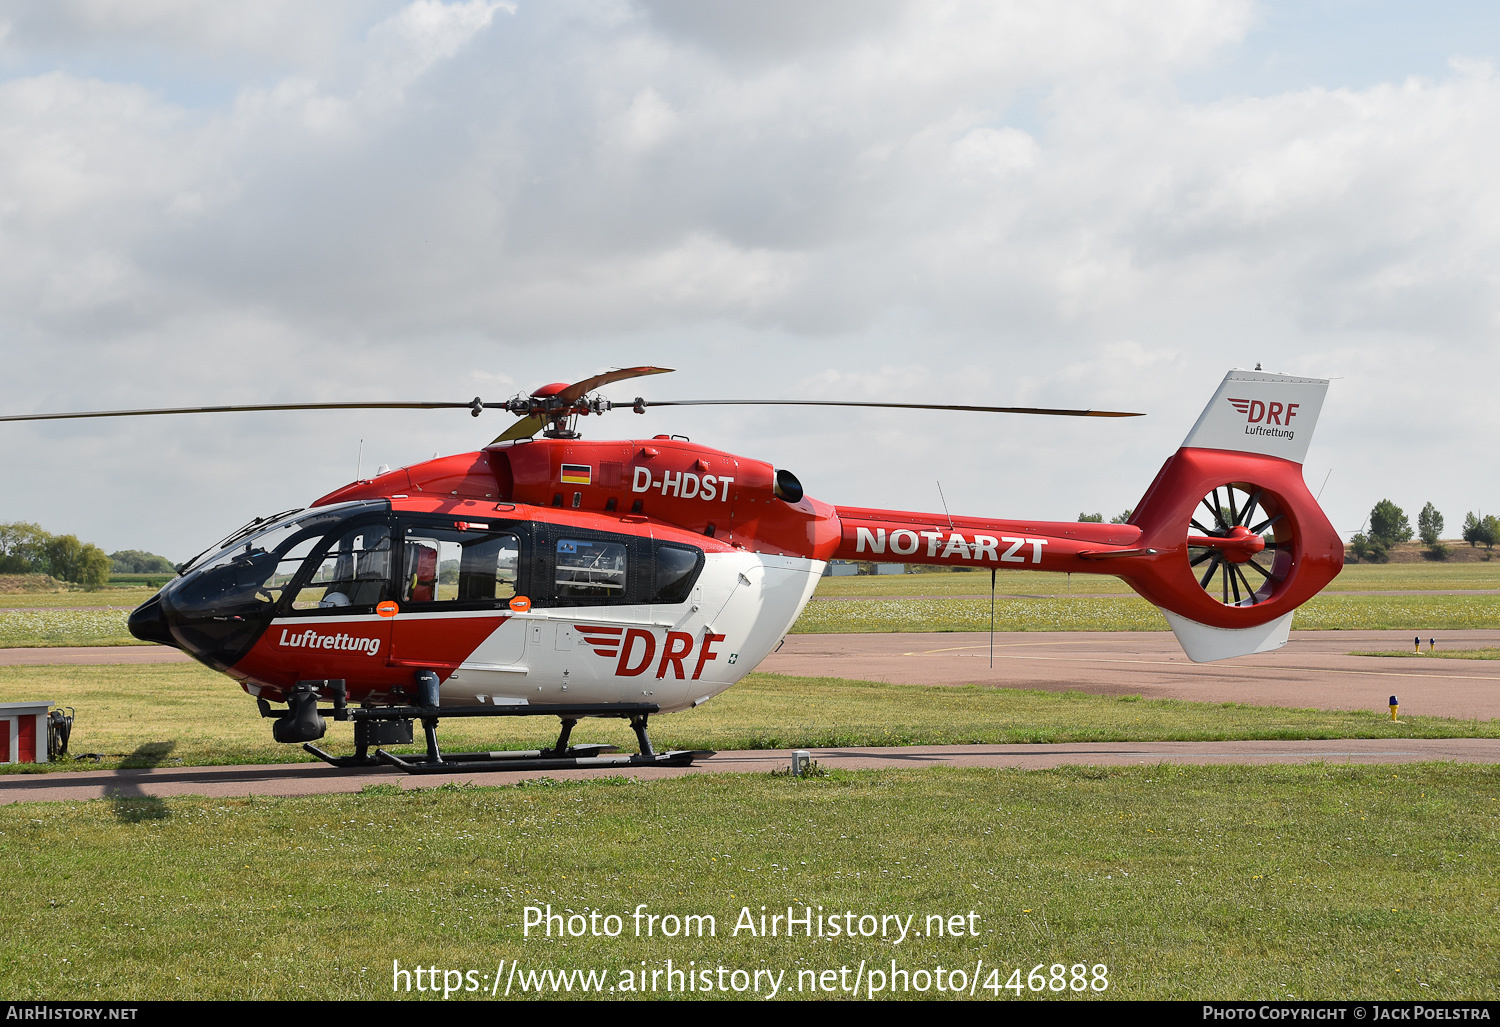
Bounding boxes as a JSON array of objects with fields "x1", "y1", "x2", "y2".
[{"x1": 760, "y1": 629, "x2": 1500, "y2": 720}]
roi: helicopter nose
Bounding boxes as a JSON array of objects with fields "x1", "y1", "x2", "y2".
[{"x1": 128, "y1": 594, "x2": 180, "y2": 649}]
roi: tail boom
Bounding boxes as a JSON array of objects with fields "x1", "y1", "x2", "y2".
[
  {"x1": 829, "y1": 369, "x2": 1341, "y2": 663},
  {"x1": 831, "y1": 508, "x2": 1153, "y2": 569}
]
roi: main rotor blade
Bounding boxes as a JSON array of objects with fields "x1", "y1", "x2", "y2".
[
  {"x1": 492, "y1": 414, "x2": 547, "y2": 444},
  {"x1": 555, "y1": 366, "x2": 673, "y2": 406},
  {"x1": 492, "y1": 366, "x2": 679, "y2": 443},
  {"x1": 628, "y1": 399, "x2": 1143, "y2": 417},
  {"x1": 0, "y1": 401, "x2": 483, "y2": 422}
]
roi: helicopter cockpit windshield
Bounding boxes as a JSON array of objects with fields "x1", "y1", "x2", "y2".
[{"x1": 131, "y1": 501, "x2": 392, "y2": 669}]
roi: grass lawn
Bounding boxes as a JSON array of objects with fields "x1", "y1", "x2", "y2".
[
  {"x1": 813, "y1": 562, "x2": 1500, "y2": 598},
  {"x1": 0, "y1": 609, "x2": 142, "y2": 647},
  {"x1": 0, "y1": 587, "x2": 160, "y2": 610},
  {"x1": 1, "y1": 763, "x2": 1495, "y2": 1000},
  {"x1": 1351, "y1": 649, "x2": 1500, "y2": 661},
  {"x1": 3, "y1": 665, "x2": 1495, "y2": 775},
  {"x1": 7, "y1": 592, "x2": 1496, "y2": 647},
  {"x1": 3, "y1": 563, "x2": 1499, "y2": 648},
  {"x1": 792, "y1": 593, "x2": 1500, "y2": 633}
]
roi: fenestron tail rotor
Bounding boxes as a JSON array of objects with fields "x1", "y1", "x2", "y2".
[{"x1": 1186, "y1": 483, "x2": 1292, "y2": 606}]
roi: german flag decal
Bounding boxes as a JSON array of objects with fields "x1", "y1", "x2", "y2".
[{"x1": 560, "y1": 463, "x2": 592, "y2": 485}]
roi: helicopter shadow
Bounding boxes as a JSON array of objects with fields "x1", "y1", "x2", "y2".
[{"x1": 105, "y1": 741, "x2": 176, "y2": 823}]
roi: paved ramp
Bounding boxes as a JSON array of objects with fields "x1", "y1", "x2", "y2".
[{"x1": 762, "y1": 630, "x2": 1500, "y2": 720}]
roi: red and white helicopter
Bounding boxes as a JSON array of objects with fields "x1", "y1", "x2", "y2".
[{"x1": 5, "y1": 367, "x2": 1341, "y2": 772}]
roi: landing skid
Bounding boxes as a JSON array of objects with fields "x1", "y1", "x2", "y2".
[
  {"x1": 304, "y1": 743, "x2": 713, "y2": 774},
  {"x1": 265, "y1": 680, "x2": 715, "y2": 775}
]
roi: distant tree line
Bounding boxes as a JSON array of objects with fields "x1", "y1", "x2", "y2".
[
  {"x1": 1078, "y1": 510, "x2": 1133, "y2": 524},
  {"x1": 1350, "y1": 501, "x2": 1498, "y2": 562},
  {"x1": 108, "y1": 550, "x2": 176, "y2": 574},
  {"x1": 0, "y1": 522, "x2": 112, "y2": 589}
]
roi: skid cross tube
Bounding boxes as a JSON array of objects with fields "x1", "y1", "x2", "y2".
[{"x1": 262, "y1": 693, "x2": 715, "y2": 773}]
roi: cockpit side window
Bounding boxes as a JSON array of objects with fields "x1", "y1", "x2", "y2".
[
  {"x1": 652, "y1": 544, "x2": 703, "y2": 604},
  {"x1": 170, "y1": 514, "x2": 344, "y2": 613},
  {"x1": 286, "y1": 523, "x2": 393, "y2": 612}
]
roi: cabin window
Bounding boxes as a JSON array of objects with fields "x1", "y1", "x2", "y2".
[
  {"x1": 554, "y1": 538, "x2": 627, "y2": 600},
  {"x1": 401, "y1": 525, "x2": 519, "y2": 606}
]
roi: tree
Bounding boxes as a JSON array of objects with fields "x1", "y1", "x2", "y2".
[
  {"x1": 1461, "y1": 512, "x2": 1497, "y2": 549},
  {"x1": 1078, "y1": 512, "x2": 1103, "y2": 522},
  {"x1": 44, "y1": 534, "x2": 84, "y2": 582},
  {"x1": 77, "y1": 545, "x2": 111, "y2": 591},
  {"x1": 1418, "y1": 502, "x2": 1447, "y2": 558},
  {"x1": 1418, "y1": 503, "x2": 1444, "y2": 547},
  {"x1": 1349, "y1": 532, "x2": 1386, "y2": 563},
  {"x1": 1109, "y1": 509, "x2": 1134, "y2": 524},
  {"x1": 109, "y1": 550, "x2": 176, "y2": 574},
  {"x1": 0, "y1": 522, "x2": 50, "y2": 573},
  {"x1": 0, "y1": 523, "x2": 114, "y2": 589},
  {"x1": 1368, "y1": 500, "x2": 1413, "y2": 548}
]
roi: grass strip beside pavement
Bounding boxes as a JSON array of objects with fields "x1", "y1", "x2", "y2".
[
  {"x1": 3, "y1": 665, "x2": 1494, "y2": 775},
  {"x1": 791, "y1": 593, "x2": 1500, "y2": 633},
  {"x1": 1, "y1": 587, "x2": 1496, "y2": 649},
  {"x1": 0, "y1": 609, "x2": 141, "y2": 647},
  {"x1": 3, "y1": 593, "x2": 1494, "y2": 648},
  {"x1": 812, "y1": 562, "x2": 1500, "y2": 598},
  {"x1": 1, "y1": 763, "x2": 1496, "y2": 1000},
  {"x1": 0, "y1": 588, "x2": 160, "y2": 610},
  {"x1": 1351, "y1": 649, "x2": 1500, "y2": 661}
]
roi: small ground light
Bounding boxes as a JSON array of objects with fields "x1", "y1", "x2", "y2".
[
  {"x1": 791, "y1": 750, "x2": 811, "y2": 776},
  {"x1": 1389, "y1": 695, "x2": 1401, "y2": 723}
]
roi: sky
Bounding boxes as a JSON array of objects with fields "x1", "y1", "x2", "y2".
[{"x1": 0, "y1": 0, "x2": 1496, "y2": 560}]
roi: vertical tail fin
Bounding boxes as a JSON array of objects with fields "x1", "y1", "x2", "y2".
[
  {"x1": 1179, "y1": 368, "x2": 1329, "y2": 465},
  {"x1": 1116, "y1": 369, "x2": 1342, "y2": 662}
]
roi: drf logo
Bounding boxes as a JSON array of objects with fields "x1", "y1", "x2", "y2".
[
  {"x1": 1227, "y1": 397, "x2": 1300, "y2": 426},
  {"x1": 578, "y1": 625, "x2": 726, "y2": 679}
]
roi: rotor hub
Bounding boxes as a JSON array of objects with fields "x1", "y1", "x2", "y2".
[
  {"x1": 1186, "y1": 523, "x2": 1266, "y2": 564},
  {"x1": 1187, "y1": 483, "x2": 1290, "y2": 606}
]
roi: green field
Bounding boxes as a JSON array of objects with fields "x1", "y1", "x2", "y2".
[
  {"x1": 2, "y1": 763, "x2": 1496, "y2": 1000},
  {"x1": 1353, "y1": 649, "x2": 1500, "y2": 661},
  {"x1": 793, "y1": 592, "x2": 1500, "y2": 633},
  {"x1": 813, "y1": 562, "x2": 1500, "y2": 597},
  {"x1": 4, "y1": 564, "x2": 1495, "y2": 1003},
  {"x1": 0, "y1": 587, "x2": 157, "y2": 610},
  {"x1": 4, "y1": 591, "x2": 1498, "y2": 649},
  {"x1": 0, "y1": 609, "x2": 140, "y2": 647},
  {"x1": 3, "y1": 664, "x2": 1495, "y2": 775},
  {"x1": 2, "y1": 564, "x2": 1498, "y2": 648}
]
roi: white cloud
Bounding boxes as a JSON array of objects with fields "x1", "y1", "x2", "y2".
[
  {"x1": 362, "y1": 0, "x2": 511, "y2": 101},
  {"x1": 0, "y1": 0, "x2": 1495, "y2": 555}
]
